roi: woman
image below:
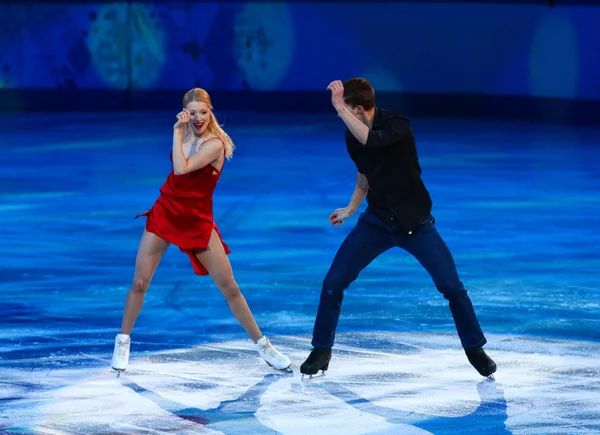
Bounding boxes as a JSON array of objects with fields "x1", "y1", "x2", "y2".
[{"x1": 111, "y1": 88, "x2": 291, "y2": 372}]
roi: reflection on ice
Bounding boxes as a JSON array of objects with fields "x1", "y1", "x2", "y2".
[{"x1": 2, "y1": 332, "x2": 600, "y2": 434}]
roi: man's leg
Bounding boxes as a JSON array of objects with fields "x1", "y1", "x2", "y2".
[
  {"x1": 398, "y1": 217, "x2": 486, "y2": 350},
  {"x1": 311, "y1": 218, "x2": 394, "y2": 350},
  {"x1": 301, "y1": 217, "x2": 393, "y2": 376},
  {"x1": 398, "y1": 217, "x2": 496, "y2": 377}
]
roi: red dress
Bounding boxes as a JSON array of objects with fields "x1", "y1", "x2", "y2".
[{"x1": 136, "y1": 146, "x2": 230, "y2": 275}]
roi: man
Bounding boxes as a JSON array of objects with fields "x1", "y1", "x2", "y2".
[{"x1": 300, "y1": 78, "x2": 496, "y2": 378}]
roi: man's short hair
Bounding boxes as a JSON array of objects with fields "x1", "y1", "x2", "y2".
[{"x1": 343, "y1": 78, "x2": 375, "y2": 110}]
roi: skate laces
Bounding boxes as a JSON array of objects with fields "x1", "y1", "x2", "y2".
[
  {"x1": 116, "y1": 339, "x2": 129, "y2": 358},
  {"x1": 259, "y1": 339, "x2": 282, "y2": 360}
]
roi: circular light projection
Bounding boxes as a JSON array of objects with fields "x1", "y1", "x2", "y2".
[
  {"x1": 361, "y1": 68, "x2": 403, "y2": 92},
  {"x1": 233, "y1": 3, "x2": 295, "y2": 90},
  {"x1": 529, "y1": 10, "x2": 578, "y2": 99},
  {"x1": 87, "y1": 3, "x2": 166, "y2": 89}
]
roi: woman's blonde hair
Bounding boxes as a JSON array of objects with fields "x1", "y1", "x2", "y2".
[{"x1": 182, "y1": 88, "x2": 235, "y2": 159}]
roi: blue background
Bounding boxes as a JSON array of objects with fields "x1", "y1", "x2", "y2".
[
  {"x1": 2, "y1": 2, "x2": 600, "y2": 433},
  {"x1": 1, "y1": 1, "x2": 599, "y2": 121}
]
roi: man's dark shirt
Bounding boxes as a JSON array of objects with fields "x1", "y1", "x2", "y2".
[{"x1": 345, "y1": 107, "x2": 432, "y2": 233}]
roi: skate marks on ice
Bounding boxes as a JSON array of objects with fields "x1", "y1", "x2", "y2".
[
  {"x1": 292, "y1": 331, "x2": 600, "y2": 435},
  {"x1": 2, "y1": 343, "x2": 293, "y2": 435},
  {"x1": 317, "y1": 378, "x2": 508, "y2": 435},
  {"x1": 2, "y1": 332, "x2": 600, "y2": 434},
  {"x1": 120, "y1": 373, "x2": 285, "y2": 434}
]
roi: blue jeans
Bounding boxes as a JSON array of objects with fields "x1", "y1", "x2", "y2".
[{"x1": 311, "y1": 208, "x2": 487, "y2": 351}]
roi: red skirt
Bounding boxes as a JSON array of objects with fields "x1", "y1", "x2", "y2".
[{"x1": 136, "y1": 197, "x2": 231, "y2": 276}]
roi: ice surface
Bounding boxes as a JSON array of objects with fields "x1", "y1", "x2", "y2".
[{"x1": 1, "y1": 112, "x2": 599, "y2": 434}]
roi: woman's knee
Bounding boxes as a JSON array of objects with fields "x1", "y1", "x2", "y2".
[
  {"x1": 217, "y1": 279, "x2": 241, "y2": 301},
  {"x1": 132, "y1": 275, "x2": 152, "y2": 294}
]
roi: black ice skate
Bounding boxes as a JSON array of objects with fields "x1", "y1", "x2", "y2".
[
  {"x1": 466, "y1": 348, "x2": 497, "y2": 378},
  {"x1": 300, "y1": 348, "x2": 332, "y2": 380}
]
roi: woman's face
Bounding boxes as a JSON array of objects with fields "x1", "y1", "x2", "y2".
[{"x1": 185, "y1": 101, "x2": 211, "y2": 136}]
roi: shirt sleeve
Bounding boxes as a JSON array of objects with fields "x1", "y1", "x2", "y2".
[{"x1": 365, "y1": 117, "x2": 411, "y2": 148}]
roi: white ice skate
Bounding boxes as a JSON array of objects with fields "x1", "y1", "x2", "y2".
[
  {"x1": 255, "y1": 336, "x2": 291, "y2": 371},
  {"x1": 111, "y1": 333, "x2": 130, "y2": 375}
]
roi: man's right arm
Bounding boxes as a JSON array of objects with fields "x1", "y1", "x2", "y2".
[
  {"x1": 347, "y1": 172, "x2": 369, "y2": 216},
  {"x1": 363, "y1": 117, "x2": 411, "y2": 148}
]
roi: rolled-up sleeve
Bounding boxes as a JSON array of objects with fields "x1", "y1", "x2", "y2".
[{"x1": 365, "y1": 118, "x2": 410, "y2": 148}]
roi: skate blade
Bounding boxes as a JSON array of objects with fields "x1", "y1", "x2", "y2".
[
  {"x1": 301, "y1": 370, "x2": 327, "y2": 382},
  {"x1": 112, "y1": 368, "x2": 126, "y2": 378},
  {"x1": 265, "y1": 361, "x2": 294, "y2": 373}
]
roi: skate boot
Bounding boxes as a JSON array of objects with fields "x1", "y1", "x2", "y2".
[
  {"x1": 111, "y1": 333, "x2": 130, "y2": 373},
  {"x1": 255, "y1": 336, "x2": 291, "y2": 370},
  {"x1": 300, "y1": 348, "x2": 331, "y2": 379},
  {"x1": 465, "y1": 347, "x2": 496, "y2": 378}
]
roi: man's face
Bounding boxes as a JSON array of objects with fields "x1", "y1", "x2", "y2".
[{"x1": 344, "y1": 102, "x2": 367, "y2": 125}]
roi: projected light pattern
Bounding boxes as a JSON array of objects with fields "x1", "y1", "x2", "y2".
[
  {"x1": 87, "y1": 3, "x2": 166, "y2": 89},
  {"x1": 233, "y1": 3, "x2": 295, "y2": 91},
  {"x1": 0, "y1": 2, "x2": 598, "y2": 99},
  {"x1": 530, "y1": 9, "x2": 578, "y2": 98}
]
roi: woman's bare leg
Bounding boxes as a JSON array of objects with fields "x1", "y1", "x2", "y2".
[
  {"x1": 120, "y1": 229, "x2": 170, "y2": 335},
  {"x1": 195, "y1": 230, "x2": 262, "y2": 342}
]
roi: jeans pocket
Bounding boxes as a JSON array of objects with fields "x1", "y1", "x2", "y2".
[{"x1": 423, "y1": 215, "x2": 435, "y2": 225}]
